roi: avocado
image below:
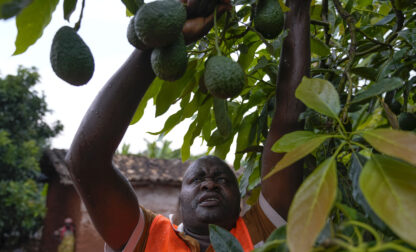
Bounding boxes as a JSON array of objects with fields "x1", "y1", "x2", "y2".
[
  {"x1": 254, "y1": 0, "x2": 284, "y2": 39},
  {"x1": 204, "y1": 56, "x2": 245, "y2": 99},
  {"x1": 151, "y1": 34, "x2": 188, "y2": 81},
  {"x1": 50, "y1": 26, "x2": 94, "y2": 86},
  {"x1": 389, "y1": 100, "x2": 402, "y2": 115},
  {"x1": 127, "y1": 17, "x2": 149, "y2": 50},
  {"x1": 398, "y1": 112, "x2": 416, "y2": 131},
  {"x1": 134, "y1": 0, "x2": 186, "y2": 48}
]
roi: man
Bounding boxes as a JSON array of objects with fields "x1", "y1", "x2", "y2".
[{"x1": 66, "y1": 0, "x2": 309, "y2": 251}]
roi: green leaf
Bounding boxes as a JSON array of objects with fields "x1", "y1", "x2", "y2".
[
  {"x1": 209, "y1": 224, "x2": 244, "y2": 252},
  {"x1": 155, "y1": 61, "x2": 196, "y2": 116},
  {"x1": 121, "y1": 0, "x2": 139, "y2": 14},
  {"x1": 197, "y1": 97, "x2": 212, "y2": 140},
  {"x1": 277, "y1": 0, "x2": 290, "y2": 12},
  {"x1": 214, "y1": 135, "x2": 234, "y2": 160},
  {"x1": 207, "y1": 130, "x2": 229, "y2": 147},
  {"x1": 252, "y1": 225, "x2": 288, "y2": 252},
  {"x1": 181, "y1": 119, "x2": 198, "y2": 162},
  {"x1": 360, "y1": 155, "x2": 416, "y2": 246},
  {"x1": 238, "y1": 40, "x2": 261, "y2": 71},
  {"x1": 14, "y1": 0, "x2": 59, "y2": 55},
  {"x1": 0, "y1": 0, "x2": 32, "y2": 19},
  {"x1": 310, "y1": 37, "x2": 330, "y2": 57},
  {"x1": 236, "y1": 112, "x2": 257, "y2": 152},
  {"x1": 351, "y1": 67, "x2": 377, "y2": 81},
  {"x1": 287, "y1": 157, "x2": 337, "y2": 252},
  {"x1": 148, "y1": 110, "x2": 183, "y2": 135},
  {"x1": 63, "y1": 0, "x2": 77, "y2": 21},
  {"x1": 213, "y1": 98, "x2": 232, "y2": 137},
  {"x1": 349, "y1": 153, "x2": 387, "y2": 229},
  {"x1": 130, "y1": 78, "x2": 163, "y2": 125},
  {"x1": 264, "y1": 135, "x2": 332, "y2": 179},
  {"x1": 360, "y1": 129, "x2": 416, "y2": 166},
  {"x1": 351, "y1": 77, "x2": 404, "y2": 104},
  {"x1": 295, "y1": 77, "x2": 340, "y2": 119},
  {"x1": 234, "y1": 112, "x2": 257, "y2": 169},
  {"x1": 272, "y1": 131, "x2": 321, "y2": 153},
  {"x1": 398, "y1": 29, "x2": 416, "y2": 49}
]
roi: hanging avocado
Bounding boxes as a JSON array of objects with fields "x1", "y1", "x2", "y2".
[
  {"x1": 50, "y1": 26, "x2": 94, "y2": 86},
  {"x1": 127, "y1": 17, "x2": 149, "y2": 50},
  {"x1": 204, "y1": 56, "x2": 245, "y2": 99},
  {"x1": 134, "y1": 0, "x2": 186, "y2": 48},
  {"x1": 151, "y1": 34, "x2": 188, "y2": 81},
  {"x1": 254, "y1": 0, "x2": 284, "y2": 39}
]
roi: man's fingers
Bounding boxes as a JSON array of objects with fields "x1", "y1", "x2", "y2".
[{"x1": 182, "y1": 1, "x2": 232, "y2": 44}]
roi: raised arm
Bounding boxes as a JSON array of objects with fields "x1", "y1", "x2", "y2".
[
  {"x1": 261, "y1": 0, "x2": 311, "y2": 220},
  {"x1": 65, "y1": 49, "x2": 155, "y2": 249},
  {"x1": 65, "y1": 1, "x2": 231, "y2": 250}
]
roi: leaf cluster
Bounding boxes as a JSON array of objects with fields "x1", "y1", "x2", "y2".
[{"x1": 0, "y1": 67, "x2": 62, "y2": 248}]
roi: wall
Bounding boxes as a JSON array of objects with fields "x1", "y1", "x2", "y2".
[
  {"x1": 40, "y1": 179, "x2": 81, "y2": 252},
  {"x1": 73, "y1": 184, "x2": 181, "y2": 251}
]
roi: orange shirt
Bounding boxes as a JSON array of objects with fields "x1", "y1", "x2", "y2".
[{"x1": 105, "y1": 194, "x2": 286, "y2": 252}]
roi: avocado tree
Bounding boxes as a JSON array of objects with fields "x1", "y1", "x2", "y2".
[
  {"x1": 2, "y1": 0, "x2": 416, "y2": 251},
  {"x1": 0, "y1": 66, "x2": 63, "y2": 247}
]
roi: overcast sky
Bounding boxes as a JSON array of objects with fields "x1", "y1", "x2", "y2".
[{"x1": 0, "y1": 0, "x2": 207, "y2": 156}]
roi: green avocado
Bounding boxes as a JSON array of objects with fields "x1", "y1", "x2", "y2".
[
  {"x1": 50, "y1": 26, "x2": 94, "y2": 86},
  {"x1": 398, "y1": 112, "x2": 416, "y2": 131},
  {"x1": 134, "y1": 0, "x2": 186, "y2": 48},
  {"x1": 204, "y1": 56, "x2": 245, "y2": 99},
  {"x1": 254, "y1": 0, "x2": 284, "y2": 39},
  {"x1": 151, "y1": 34, "x2": 188, "y2": 81},
  {"x1": 127, "y1": 17, "x2": 149, "y2": 50}
]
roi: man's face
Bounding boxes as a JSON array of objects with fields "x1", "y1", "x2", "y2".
[{"x1": 179, "y1": 156, "x2": 241, "y2": 235}]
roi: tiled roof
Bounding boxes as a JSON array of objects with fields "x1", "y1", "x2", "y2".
[{"x1": 40, "y1": 149, "x2": 192, "y2": 186}]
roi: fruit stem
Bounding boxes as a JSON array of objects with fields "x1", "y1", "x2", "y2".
[
  {"x1": 74, "y1": 0, "x2": 86, "y2": 32},
  {"x1": 214, "y1": 7, "x2": 222, "y2": 56}
]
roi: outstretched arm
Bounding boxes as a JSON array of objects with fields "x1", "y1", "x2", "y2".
[
  {"x1": 66, "y1": 49, "x2": 155, "y2": 249},
  {"x1": 261, "y1": 0, "x2": 311, "y2": 220},
  {"x1": 65, "y1": 1, "x2": 231, "y2": 250}
]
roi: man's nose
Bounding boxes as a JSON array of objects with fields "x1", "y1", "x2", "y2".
[{"x1": 201, "y1": 179, "x2": 217, "y2": 190}]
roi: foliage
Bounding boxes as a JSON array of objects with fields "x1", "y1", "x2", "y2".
[
  {"x1": 0, "y1": 66, "x2": 63, "y2": 247},
  {"x1": 2, "y1": 0, "x2": 416, "y2": 250}
]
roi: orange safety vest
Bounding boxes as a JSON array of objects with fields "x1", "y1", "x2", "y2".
[{"x1": 144, "y1": 215, "x2": 254, "y2": 252}]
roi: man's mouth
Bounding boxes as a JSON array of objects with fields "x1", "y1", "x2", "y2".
[{"x1": 198, "y1": 193, "x2": 222, "y2": 207}]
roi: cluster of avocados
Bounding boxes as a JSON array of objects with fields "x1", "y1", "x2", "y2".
[
  {"x1": 129, "y1": 0, "x2": 247, "y2": 99},
  {"x1": 49, "y1": 0, "x2": 284, "y2": 100},
  {"x1": 128, "y1": 0, "x2": 188, "y2": 82}
]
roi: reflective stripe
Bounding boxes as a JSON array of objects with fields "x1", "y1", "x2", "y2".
[
  {"x1": 123, "y1": 208, "x2": 145, "y2": 252},
  {"x1": 104, "y1": 208, "x2": 145, "y2": 252},
  {"x1": 259, "y1": 192, "x2": 286, "y2": 228}
]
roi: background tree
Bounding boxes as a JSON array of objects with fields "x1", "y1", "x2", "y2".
[
  {"x1": 1, "y1": 0, "x2": 416, "y2": 251},
  {"x1": 0, "y1": 66, "x2": 63, "y2": 248}
]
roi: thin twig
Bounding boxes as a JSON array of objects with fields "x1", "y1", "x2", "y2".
[
  {"x1": 311, "y1": 19, "x2": 330, "y2": 28},
  {"x1": 333, "y1": 0, "x2": 357, "y2": 100}
]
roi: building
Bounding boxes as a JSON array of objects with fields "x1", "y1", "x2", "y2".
[{"x1": 39, "y1": 149, "x2": 191, "y2": 252}]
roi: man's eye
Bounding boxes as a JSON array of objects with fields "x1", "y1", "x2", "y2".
[
  {"x1": 216, "y1": 178, "x2": 227, "y2": 184},
  {"x1": 192, "y1": 178, "x2": 202, "y2": 183}
]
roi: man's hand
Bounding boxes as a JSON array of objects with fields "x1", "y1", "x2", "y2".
[{"x1": 181, "y1": 0, "x2": 232, "y2": 44}]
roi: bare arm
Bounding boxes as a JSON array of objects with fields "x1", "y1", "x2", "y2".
[
  {"x1": 66, "y1": 49, "x2": 155, "y2": 250},
  {"x1": 65, "y1": 1, "x2": 231, "y2": 249},
  {"x1": 261, "y1": 0, "x2": 311, "y2": 220}
]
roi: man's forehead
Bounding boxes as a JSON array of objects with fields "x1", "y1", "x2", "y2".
[{"x1": 184, "y1": 156, "x2": 234, "y2": 177}]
